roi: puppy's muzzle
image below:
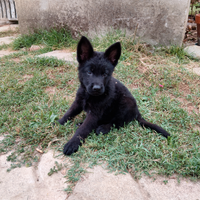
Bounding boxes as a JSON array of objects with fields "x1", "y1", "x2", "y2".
[
  {"x1": 92, "y1": 84, "x2": 101, "y2": 92},
  {"x1": 88, "y1": 84, "x2": 104, "y2": 96}
]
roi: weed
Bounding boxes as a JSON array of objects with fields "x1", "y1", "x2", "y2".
[
  {"x1": 163, "y1": 180, "x2": 168, "y2": 184},
  {"x1": 48, "y1": 161, "x2": 63, "y2": 176},
  {"x1": 64, "y1": 161, "x2": 86, "y2": 193}
]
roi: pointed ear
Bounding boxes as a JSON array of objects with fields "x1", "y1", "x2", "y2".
[
  {"x1": 77, "y1": 36, "x2": 94, "y2": 63},
  {"x1": 104, "y1": 42, "x2": 121, "y2": 66}
]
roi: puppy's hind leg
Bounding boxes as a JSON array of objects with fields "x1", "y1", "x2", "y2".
[{"x1": 96, "y1": 124, "x2": 112, "y2": 135}]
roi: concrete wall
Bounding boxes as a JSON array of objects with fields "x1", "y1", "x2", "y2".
[{"x1": 15, "y1": 0, "x2": 190, "y2": 46}]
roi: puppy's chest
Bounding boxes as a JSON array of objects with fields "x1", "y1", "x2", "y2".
[{"x1": 82, "y1": 97, "x2": 113, "y2": 116}]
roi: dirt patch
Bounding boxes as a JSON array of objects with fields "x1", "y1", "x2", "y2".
[
  {"x1": 127, "y1": 83, "x2": 139, "y2": 90},
  {"x1": 186, "y1": 61, "x2": 200, "y2": 70},
  {"x1": 166, "y1": 92, "x2": 199, "y2": 114},
  {"x1": 12, "y1": 58, "x2": 21, "y2": 63},
  {"x1": 0, "y1": 24, "x2": 19, "y2": 32},
  {"x1": 0, "y1": 50, "x2": 16, "y2": 58},
  {"x1": 23, "y1": 75, "x2": 33, "y2": 79},
  {"x1": 137, "y1": 63, "x2": 149, "y2": 74},
  {"x1": 67, "y1": 79, "x2": 74, "y2": 86},
  {"x1": 45, "y1": 69, "x2": 56, "y2": 80},
  {"x1": 64, "y1": 95, "x2": 75, "y2": 104},
  {"x1": 45, "y1": 67, "x2": 68, "y2": 80},
  {"x1": 19, "y1": 74, "x2": 33, "y2": 84},
  {"x1": 194, "y1": 126, "x2": 200, "y2": 132},
  {"x1": 178, "y1": 83, "x2": 191, "y2": 96},
  {"x1": 60, "y1": 48, "x2": 74, "y2": 53},
  {"x1": 45, "y1": 87, "x2": 57, "y2": 95},
  {"x1": 177, "y1": 97, "x2": 199, "y2": 114},
  {"x1": 56, "y1": 67, "x2": 66, "y2": 73},
  {"x1": 139, "y1": 57, "x2": 155, "y2": 70}
]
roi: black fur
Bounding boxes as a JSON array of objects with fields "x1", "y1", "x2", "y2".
[{"x1": 58, "y1": 36, "x2": 170, "y2": 155}]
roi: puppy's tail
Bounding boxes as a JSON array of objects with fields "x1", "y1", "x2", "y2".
[{"x1": 136, "y1": 114, "x2": 170, "y2": 138}]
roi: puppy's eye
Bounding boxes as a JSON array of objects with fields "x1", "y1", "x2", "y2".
[{"x1": 87, "y1": 70, "x2": 92, "y2": 75}]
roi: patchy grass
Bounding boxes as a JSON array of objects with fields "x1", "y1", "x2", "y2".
[
  {"x1": 0, "y1": 44, "x2": 7, "y2": 50},
  {"x1": 0, "y1": 30, "x2": 200, "y2": 189},
  {"x1": 0, "y1": 28, "x2": 19, "y2": 38},
  {"x1": 12, "y1": 28, "x2": 77, "y2": 50}
]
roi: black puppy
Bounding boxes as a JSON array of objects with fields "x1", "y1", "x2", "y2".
[{"x1": 58, "y1": 36, "x2": 170, "y2": 155}]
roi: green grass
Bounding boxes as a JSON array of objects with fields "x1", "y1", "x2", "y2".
[
  {"x1": 0, "y1": 29, "x2": 200, "y2": 191},
  {"x1": 12, "y1": 28, "x2": 77, "y2": 50}
]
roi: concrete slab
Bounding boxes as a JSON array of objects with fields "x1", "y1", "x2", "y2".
[
  {"x1": 0, "y1": 25, "x2": 19, "y2": 32},
  {"x1": 184, "y1": 45, "x2": 200, "y2": 59},
  {"x1": 0, "y1": 36, "x2": 16, "y2": 45},
  {"x1": 0, "y1": 150, "x2": 68, "y2": 200},
  {"x1": 68, "y1": 166, "x2": 200, "y2": 200},
  {"x1": 192, "y1": 68, "x2": 200, "y2": 76},
  {"x1": 1, "y1": 148, "x2": 200, "y2": 200},
  {"x1": 37, "y1": 50, "x2": 77, "y2": 64},
  {"x1": 0, "y1": 50, "x2": 16, "y2": 57}
]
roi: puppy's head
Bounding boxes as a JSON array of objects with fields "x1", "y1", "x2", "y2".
[{"x1": 77, "y1": 36, "x2": 121, "y2": 96}]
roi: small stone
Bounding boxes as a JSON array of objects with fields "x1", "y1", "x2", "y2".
[
  {"x1": 184, "y1": 45, "x2": 200, "y2": 59},
  {"x1": 29, "y1": 45, "x2": 44, "y2": 51},
  {"x1": 192, "y1": 68, "x2": 200, "y2": 76}
]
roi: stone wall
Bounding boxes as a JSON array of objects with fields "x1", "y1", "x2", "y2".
[{"x1": 15, "y1": 0, "x2": 190, "y2": 46}]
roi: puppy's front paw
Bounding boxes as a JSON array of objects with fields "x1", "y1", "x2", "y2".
[
  {"x1": 63, "y1": 139, "x2": 81, "y2": 155},
  {"x1": 58, "y1": 118, "x2": 66, "y2": 125}
]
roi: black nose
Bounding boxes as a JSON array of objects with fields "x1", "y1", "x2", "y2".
[{"x1": 92, "y1": 85, "x2": 101, "y2": 91}]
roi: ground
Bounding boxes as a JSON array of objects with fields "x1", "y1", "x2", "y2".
[{"x1": 0, "y1": 24, "x2": 200, "y2": 200}]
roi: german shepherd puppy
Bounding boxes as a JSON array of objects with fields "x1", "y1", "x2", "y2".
[{"x1": 58, "y1": 36, "x2": 170, "y2": 155}]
